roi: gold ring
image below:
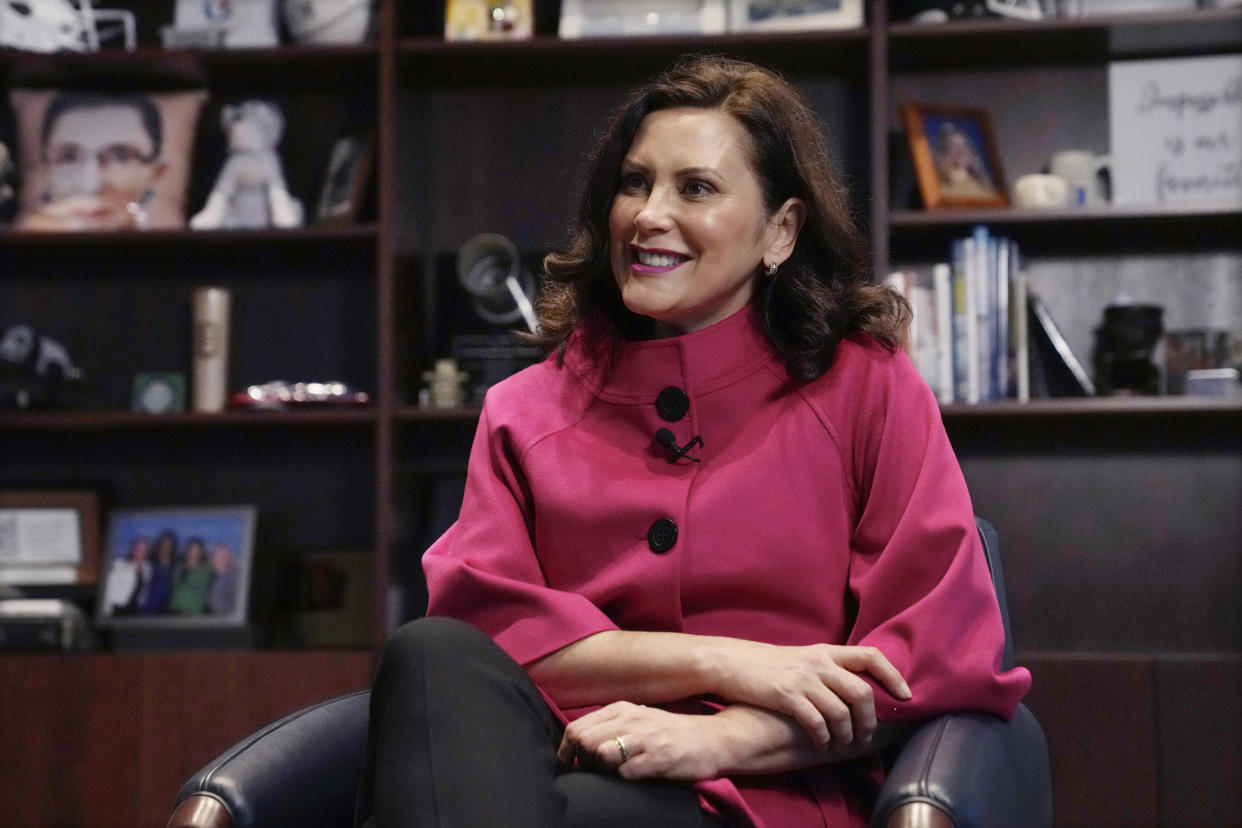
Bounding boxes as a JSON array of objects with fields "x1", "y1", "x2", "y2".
[{"x1": 614, "y1": 735, "x2": 630, "y2": 763}]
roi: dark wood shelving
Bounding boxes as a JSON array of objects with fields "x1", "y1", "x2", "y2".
[
  {"x1": 0, "y1": 408, "x2": 378, "y2": 430},
  {"x1": 887, "y1": 6, "x2": 1242, "y2": 66},
  {"x1": 888, "y1": 205, "x2": 1242, "y2": 255},
  {"x1": 892, "y1": 202, "x2": 1242, "y2": 227},
  {"x1": 0, "y1": 650, "x2": 374, "y2": 827},
  {"x1": 0, "y1": 43, "x2": 379, "y2": 88},
  {"x1": 393, "y1": 404, "x2": 482, "y2": 422},
  {"x1": 941, "y1": 396, "x2": 1242, "y2": 418},
  {"x1": 0, "y1": 224, "x2": 378, "y2": 246},
  {"x1": 395, "y1": 29, "x2": 872, "y2": 83}
]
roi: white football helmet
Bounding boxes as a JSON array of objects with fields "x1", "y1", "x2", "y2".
[
  {"x1": 0, "y1": 0, "x2": 135, "y2": 53},
  {"x1": 282, "y1": 0, "x2": 373, "y2": 44}
]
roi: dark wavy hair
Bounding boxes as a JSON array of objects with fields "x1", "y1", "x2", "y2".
[
  {"x1": 536, "y1": 54, "x2": 909, "y2": 381},
  {"x1": 40, "y1": 91, "x2": 163, "y2": 160}
]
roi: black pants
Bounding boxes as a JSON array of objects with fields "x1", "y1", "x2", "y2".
[{"x1": 357, "y1": 616, "x2": 724, "y2": 828}]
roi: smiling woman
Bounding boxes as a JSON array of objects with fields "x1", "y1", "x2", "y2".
[
  {"x1": 537, "y1": 54, "x2": 908, "y2": 380},
  {"x1": 606, "y1": 108, "x2": 804, "y2": 336},
  {"x1": 357, "y1": 55, "x2": 1031, "y2": 828}
]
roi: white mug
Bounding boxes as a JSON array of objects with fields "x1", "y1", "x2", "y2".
[
  {"x1": 1049, "y1": 150, "x2": 1111, "y2": 206},
  {"x1": 1013, "y1": 174, "x2": 1070, "y2": 208}
]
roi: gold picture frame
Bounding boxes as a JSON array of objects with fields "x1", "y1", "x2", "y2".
[{"x1": 901, "y1": 102, "x2": 1009, "y2": 210}]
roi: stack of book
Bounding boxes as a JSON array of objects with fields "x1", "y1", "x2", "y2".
[{"x1": 889, "y1": 225, "x2": 1095, "y2": 405}]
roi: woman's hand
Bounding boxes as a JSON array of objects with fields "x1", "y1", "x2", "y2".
[
  {"x1": 704, "y1": 641, "x2": 910, "y2": 751},
  {"x1": 558, "y1": 701, "x2": 726, "y2": 782},
  {"x1": 531, "y1": 631, "x2": 909, "y2": 754}
]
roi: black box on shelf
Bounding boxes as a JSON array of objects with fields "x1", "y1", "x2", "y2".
[
  {"x1": 0, "y1": 599, "x2": 91, "y2": 651},
  {"x1": 426, "y1": 249, "x2": 545, "y2": 405}
]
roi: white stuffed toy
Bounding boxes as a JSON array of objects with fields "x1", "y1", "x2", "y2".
[{"x1": 191, "y1": 100, "x2": 303, "y2": 229}]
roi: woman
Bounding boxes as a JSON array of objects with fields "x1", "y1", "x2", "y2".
[
  {"x1": 168, "y1": 537, "x2": 211, "y2": 615},
  {"x1": 361, "y1": 55, "x2": 1030, "y2": 827},
  {"x1": 933, "y1": 121, "x2": 996, "y2": 199},
  {"x1": 205, "y1": 543, "x2": 239, "y2": 615},
  {"x1": 137, "y1": 529, "x2": 178, "y2": 615},
  {"x1": 102, "y1": 535, "x2": 151, "y2": 617},
  {"x1": 18, "y1": 90, "x2": 166, "y2": 231}
]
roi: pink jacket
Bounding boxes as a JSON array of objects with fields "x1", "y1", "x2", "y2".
[{"x1": 424, "y1": 305, "x2": 1031, "y2": 826}]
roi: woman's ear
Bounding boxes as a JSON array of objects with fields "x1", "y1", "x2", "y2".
[{"x1": 766, "y1": 197, "x2": 806, "y2": 265}]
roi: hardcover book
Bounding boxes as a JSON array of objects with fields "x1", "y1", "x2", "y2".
[{"x1": 1027, "y1": 291, "x2": 1096, "y2": 397}]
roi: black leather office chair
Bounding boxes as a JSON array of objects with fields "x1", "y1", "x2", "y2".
[{"x1": 168, "y1": 518, "x2": 1052, "y2": 828}]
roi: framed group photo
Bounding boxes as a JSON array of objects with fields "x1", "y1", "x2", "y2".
[
  {"x1": 95, "y1": 505, "x2": 255, "y2": 629},
  {"x1": 728, "y1": 0, "x2": 861, "y2": 32},
  {"x1": 901, "y1": 102, "x2": 1009, "y2": 209}
]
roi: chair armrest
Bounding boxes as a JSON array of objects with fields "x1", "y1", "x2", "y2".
[
  {"x1": 167, "y1": 690, "x2": 371, "y2": 828},
  {"x1": 872, "y1": 704, "x2": 1052, "y2": 828}
]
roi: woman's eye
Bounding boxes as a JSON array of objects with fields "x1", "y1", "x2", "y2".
[
  {"x1": 682, "y1": 179, "x2": 714, "y2": 197},
  {"x1": 48, "y1": 144, "x2": 84, "y2": 166},
  {"x1": 620, "y1": 173, "x2": 647, "y2": 193}
]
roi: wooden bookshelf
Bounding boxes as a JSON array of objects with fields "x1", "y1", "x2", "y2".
[{"x1": 2, "y1": 2, "x2": 1239, "y2": 823}]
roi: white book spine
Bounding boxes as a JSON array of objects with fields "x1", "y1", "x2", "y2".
[
  {"x1": 995, "y1": 238, "x2": 1011, "y2": 399},
  {"x1": 932, "y1": 263, "x2": 953, "y2": 405},
  {"x1": 964, "y1": 237, "x2": 980, "y2": 405}
]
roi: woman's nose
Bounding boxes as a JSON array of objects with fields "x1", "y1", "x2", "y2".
[
  {"x1": 76, "y1": 155, "x2": 103, "y2": 193},
  {"x1": 633, "y1": 187, "x2": 673, "y2": 233}
]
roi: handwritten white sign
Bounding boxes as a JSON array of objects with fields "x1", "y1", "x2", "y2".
[{"x1": 1109, "y1": 55, "x2": 1242, "y2": 207}]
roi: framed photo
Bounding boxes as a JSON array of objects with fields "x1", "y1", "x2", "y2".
[
  {"x1": 95, "y1": 505, "x2": 255, "y2": 628},
  {"x1": 10, "y1": 88, "x2": 206, "y2": 232},
  {"x1": 728, "y1": 0, "x2": 861, "y2": 32},
  {"x1": 275, "y1": 549, "x2": 373, "y2": 648},
  {"x1": 559, "y1": 0, "x2": 727, "y2": 38},
  {"x1": 900, "y1": 102, "x2": 1009, "y2": 210},
  {"x1": 0, "y1": 490, "x2": 100, "y2": 586},
  {"x1": 314, "y1": 133, "x2": 373, "y2": 227},
  {"x1": 446, "y1": 0, "x2": 533, "y2": 40}
]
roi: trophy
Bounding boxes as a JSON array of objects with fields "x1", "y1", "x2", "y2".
[{"x1": 430, "y1": 233, "x2": 542, "y2": 404}]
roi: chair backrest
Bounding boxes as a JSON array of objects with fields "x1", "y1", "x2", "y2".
[
  {"x1": 169, "y1": 690, "x2": 371, "y2": 828},
  {"x1": 975, "y1": 516, "x2": 1016, "y2": 672}
]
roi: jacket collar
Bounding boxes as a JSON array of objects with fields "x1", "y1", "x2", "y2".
[{"x1": 563, "y1": 305, "x2": 780, "y2": 403}]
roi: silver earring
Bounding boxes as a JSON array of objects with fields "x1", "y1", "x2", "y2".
[{"x1": 765, "y1": 263, "x2": 779, "y2": 278}]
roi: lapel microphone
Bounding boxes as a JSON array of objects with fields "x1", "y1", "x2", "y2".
[{"x1": 655, "y1": 427, "x2": 703, "y2": 463}]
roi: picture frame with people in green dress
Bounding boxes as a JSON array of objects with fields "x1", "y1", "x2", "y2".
[{"x1": 95, "y1": 505, "x2": 255, "y2": 629}]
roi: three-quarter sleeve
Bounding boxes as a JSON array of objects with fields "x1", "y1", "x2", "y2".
[
  {"x1": 423, "y1": 400, "x2": 619, "y2": 668},
  {"x1": 843, "y1": 349, "x2": 1031, "y2": 722}
]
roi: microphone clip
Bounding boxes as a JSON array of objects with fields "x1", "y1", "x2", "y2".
[{"x1": 655, "y1": 427, "x2": 703, "y2": 463}]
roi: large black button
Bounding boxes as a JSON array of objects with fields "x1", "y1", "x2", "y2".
[
  {"x1": 647, "y1": 518, "x2": 678, "y2": 553},
  {"x1": 655, "y1": 386, "x2": 689, "y2": 422}
]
